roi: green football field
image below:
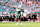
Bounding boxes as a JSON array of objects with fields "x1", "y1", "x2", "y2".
[{"x1": 0, "y1": 22, "x2": 40, "y2": 27}]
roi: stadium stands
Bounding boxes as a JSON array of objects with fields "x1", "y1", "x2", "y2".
[{"x1": 0, "y1": 0, "x2": 40, "y2": 22}]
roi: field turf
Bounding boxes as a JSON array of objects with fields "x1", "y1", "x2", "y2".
[{"x1": 0, "y1": 22, "x2": 40, "y2": 27}]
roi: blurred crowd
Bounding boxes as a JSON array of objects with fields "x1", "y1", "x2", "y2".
[{"x1": 0, "y1": 0, "x2": 40, "y2": 21}]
